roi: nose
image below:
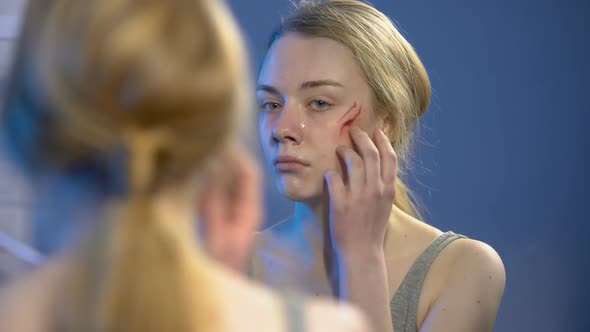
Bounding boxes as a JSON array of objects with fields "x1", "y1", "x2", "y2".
[{"x1": 271, "y1": 103, "x2": 304, "y2": 145}]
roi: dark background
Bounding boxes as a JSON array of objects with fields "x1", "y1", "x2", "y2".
[{"x1": 227, "y1": 0, "x2": 590, "y2": 330}]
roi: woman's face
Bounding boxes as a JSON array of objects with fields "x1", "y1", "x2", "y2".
[{"x1": 257, "y1": 33, "x2": 377, "y2": 202}]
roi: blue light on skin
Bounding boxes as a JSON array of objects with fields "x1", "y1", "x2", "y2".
[{"x1": 30, "y1": 169, "x2": 110, "y2": 255}]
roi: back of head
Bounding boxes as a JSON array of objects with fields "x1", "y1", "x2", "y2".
[
  {"x1": 1, "y1": 0, "x2": 250, "y2": 330},
  {"x1": 3, "y1": 0, "x2": 249, "y2": 180},
  {"x1": 268, "y1": 0, "x2": 431, "y2": 218}
]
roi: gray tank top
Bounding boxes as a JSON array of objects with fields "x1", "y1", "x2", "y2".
[{"x1": 390, "y1": 231, "x2": 466, "y2": 332}]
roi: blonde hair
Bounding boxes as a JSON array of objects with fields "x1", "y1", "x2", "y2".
[
  {"x1": 2, "y1": 0, "x2": 250, "y2": 331},
  {"x1": 268, "y1": 0, "x2": 431, "y2": 218}
]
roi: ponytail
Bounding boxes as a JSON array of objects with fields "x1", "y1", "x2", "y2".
[
  {"x1": 394, "y1": 177, "x2": 423, "y2": 220},
  {"x1": 63, "y1": 130, "x2": 220, "y2": 332}
]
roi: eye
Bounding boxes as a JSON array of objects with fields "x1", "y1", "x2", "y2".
[
  {"x1": 259, "y1": 101, "x2": 282, "y2": 113},
  {"x1": 310, "y1": 99, "x2": 333, "y2": 111}
]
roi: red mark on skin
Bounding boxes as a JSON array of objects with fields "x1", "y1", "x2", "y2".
[{"x1": 337, "y1": 102, "x2": 362, "y2": 137}]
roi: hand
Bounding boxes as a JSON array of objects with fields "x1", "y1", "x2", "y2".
[
  {"x1": 198, "y1": 148, "x2": 262, "y2": 273},
  {"x1": 324, "y1": 127, "x2": 397, "y2": 258}
]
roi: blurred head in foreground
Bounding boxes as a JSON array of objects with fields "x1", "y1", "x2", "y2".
[{"x1": 1, "y1": 0, "x2": 260, "y2": 330}]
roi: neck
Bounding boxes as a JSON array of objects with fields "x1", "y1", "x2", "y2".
[
  {"x1": 292, "y1": 195, "x2": 339, "y2": 287},
  {"x1": 290, "y1": 196, "x2": 408, "y2": 257},
  {"x1": 293, "y1": 194, "x2": 329, "y2": 230}
]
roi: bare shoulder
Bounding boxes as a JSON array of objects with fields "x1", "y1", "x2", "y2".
[
  {"x1": 0, "y1": 269, "x2": 45, "y2": 332},
  {"x1": 306, "y1": 299, "x2": 371, "y2": 332},
  {"x1": 0, "y1": 277, "x2": 22, "y2": 322},
  {"x1": 420, "y1": 238, "x2": 506, "y2": 331},
  {"x1": 446, "y1": 238, "x2": 505, "y2": 288},
  {"x1": 0, "y1": 258, "x2": 66, "y2": 332},
  {"x1": 429, "y1": 237, "x2": 505, "y2": 299}
]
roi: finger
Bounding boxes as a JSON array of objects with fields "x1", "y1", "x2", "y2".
[
  {"x1": 324, "y1": 170, "x2": 346, "y2": 210},
  {"x1": 336, "y1": 145, "x2": 364, "y2": 193},
  {"x1": 224, "y1": 151, "x2": 262, "y2": 272},
  {"x1": 199, "y1": 183, "x2": 227, "y2": 253},
  {"x1": 373, "y1": 129, "x2": 397, "y2": 185},
  {"x1": 225, "y1": 149, "x2": 263, "y2": 229},
  {"x1": 349, "y1": 126, "x2": 381, "y2": 188}
]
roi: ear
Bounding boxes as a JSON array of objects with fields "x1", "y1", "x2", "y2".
[
  {"x1": 198, "y1": 150, "x2": 262, "y2": 273},
  {"x1": 379, "y1": 113, "x2": 396, "y2": 140}
]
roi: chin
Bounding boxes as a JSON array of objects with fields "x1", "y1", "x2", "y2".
[
  {"x1": 276, "y1": 176, "x2": 320, "y2": 202},
  {"x1": 278, "y1": 184, "x2": 312, "y2": 202}
]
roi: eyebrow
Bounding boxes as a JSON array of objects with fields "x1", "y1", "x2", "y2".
[
  {"x1": 300, "y1": 79, "x2": 344, "y2": 90},
  {"x1": 256, "y1": 84, "x2": 281, "y2": 96},
  {"x1": 256, "y1": 80, "x2": 344, "y2": 95}
]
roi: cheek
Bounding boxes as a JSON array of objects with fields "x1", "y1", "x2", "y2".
[
  {"x1": 258, "y1": 115, "x2": 272, "y2": 140},
  {"x1": 305, "y1": 122, "x2": 345, "y2": 167},
  {"x1": 257, "y1": 118, "x2": 274, "y2": 164},
  {"x1": 305, "y1": 120, "x2": 342, "y2": 144},
  {"x1": 335, "y1": 102, "x2": 367, "y2": 146}
]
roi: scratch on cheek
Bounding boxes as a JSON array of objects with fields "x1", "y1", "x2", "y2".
[{"x1": 338, "y1": 102, "x2": 362, "y2": 137}]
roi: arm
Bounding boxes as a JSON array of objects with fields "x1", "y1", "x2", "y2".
[
  {"x1": 420, "y1": 240, "x2": 506, "y2": 332},
  {"x1": 325, "y1": 126, "x2": 397, "y2": 332},
  {"x1": 338, "y1": 249, "x2": 393, "y2": 332}
]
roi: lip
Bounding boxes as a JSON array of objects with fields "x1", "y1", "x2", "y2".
[{"x1": 273, "y1": 155, "x2": 310, "y2": 171}]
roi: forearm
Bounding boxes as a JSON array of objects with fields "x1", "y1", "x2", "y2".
[{"x1": 338, "y1": 250, "x2": 394, "y2": 332}]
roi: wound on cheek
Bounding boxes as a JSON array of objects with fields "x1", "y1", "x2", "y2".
[{"x1": 338, "y1": 102, "x2": 362, "y2": 137}]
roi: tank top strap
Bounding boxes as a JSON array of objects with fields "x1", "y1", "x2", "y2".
[{"x1": 390, "y1": 231, "x2": 467, "y2": 331}]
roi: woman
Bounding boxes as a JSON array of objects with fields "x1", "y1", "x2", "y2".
[
  {"x1": 252, "y1": 1, "x2": 506, "y2": 331},
  {"x1": 0, "y1": 0, "x2": 369, "y2": 331}
]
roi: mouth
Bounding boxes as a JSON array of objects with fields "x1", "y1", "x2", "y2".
[{"x1": 273, "y1": 156, "x2": 310, "y2": 171}]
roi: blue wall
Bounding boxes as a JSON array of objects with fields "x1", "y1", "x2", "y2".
[{"x1": 227, "y1": 0, "x2": 589, "y2": 330}]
